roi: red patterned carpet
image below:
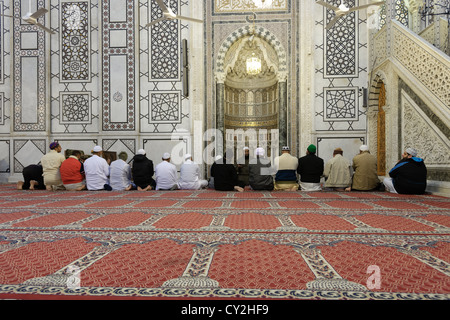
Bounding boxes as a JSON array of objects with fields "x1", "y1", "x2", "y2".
[{"x1": 0, "y1": 184, "x2": 449, "y2": 302}]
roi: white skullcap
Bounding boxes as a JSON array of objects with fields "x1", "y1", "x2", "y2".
[
  {"x1": 137, "y1": 149, "x2": 146, "y2": 155},
  {"x1": 256, "y1": 147, "x2": 265, "y2": 156},
  {"x1": 406, "y1": 148, "x2": 418, "y2": 157},
  {"x1": 162, "y1": 152, "x2": 170, "y2": 159},
  {"x1": 93, "y1": 146, "x2": 102, "y2": 152},
  {"x1": 215, "y1": 155, "x2": 223, "y2": 161},
  {"x1": 184, "y1": 153, "x2": 192, "y2": 160},
  {"x1": 360, "y1": 145, "x2": 369, "y2": 151}
]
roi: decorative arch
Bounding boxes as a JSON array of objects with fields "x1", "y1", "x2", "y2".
[
  {"x1": 214, "y1": 25, "x2": 290, "y2": 150},
  {"x1": 368, "y1": 71, "x2": 389, "y2": 110},
  {"x1": 369, "y1": 71, "x2": 389, "y2": 175},
  {"x1": 215, "y1": 25, "x2": 287, "y2": 79}
]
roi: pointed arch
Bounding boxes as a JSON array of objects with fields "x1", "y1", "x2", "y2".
[{"x1": 215, "y1": 25, "x2": 287, "y2": 80}]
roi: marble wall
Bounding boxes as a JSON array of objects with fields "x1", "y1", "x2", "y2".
[
  {"x1": 2, "y1": 0, "x2": 445, "y2": 191},
  {"x1": 0, "y1": 0, "x2": 194, "y2": 182}
]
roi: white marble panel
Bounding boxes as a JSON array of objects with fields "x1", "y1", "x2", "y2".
[
  {"x1": 0, "y1": 140, "x2": 9, "y2": 173},
  {"x1": 317, "y1": 136, "x2": 365, "y2": 165},
  {"x1": 143, "y1": 138, "x2": 190, "y2": 169},
  {"x1": 109, "y1": 55, "x2": 128, "y2": 123},
  {"x1": 21, "y1": 57, "x2": 38, "y2": 124},
  {"x1": 20, "y1": 32, "x2": 38, "y2": 50},
  {"x1": 109, "y1": 0, "x2": 127, "y2": 22}
]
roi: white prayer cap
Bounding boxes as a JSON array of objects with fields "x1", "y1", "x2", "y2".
[
  {"x1": 243, "y1": 147, "x2": 249, "y2": 151},
  {"x1": 256, "y1": 147, "x2": 265, "y2": 156},
  {"x1": 93, "y1": 146, "x2": 102, "y2": 152},
  {"x1": 162, "y1": 152, "x2": 171, "y2": 159},
  {"x1": 360, "y1": 145, "x2": 369, "y2": 152},
  {"x1": 215, "y1": 155, "x2": 223, "y2": 161},
  {"x1": 137, "y1": 149, "x2": 146, "y2": 155},
  {"x1": 184, "y1": 153, "x2": 192, "y2": 160},
  {"x1": 406, "y1": 148, "x2": 418, "y2": 157}
]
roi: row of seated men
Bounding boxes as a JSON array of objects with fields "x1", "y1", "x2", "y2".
[{"x1": 17, "y1": 141, "x2": 428, "y2": 195}]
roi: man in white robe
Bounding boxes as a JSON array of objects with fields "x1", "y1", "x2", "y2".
[
  {"x1": 155, "y1": 153, "x2": 178, "y2": 190},
  {"x1": 177, "y1": 154, "x2": 208, "y2": 190}
]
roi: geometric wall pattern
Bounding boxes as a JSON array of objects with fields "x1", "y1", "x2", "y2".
[
  {"x1": 0, "y1": 1, "x2": 407, "y2": 182},
  {"x1": 150, "y1": 0, "x2": 180, "y2": 81},
  {"x1": 60, "y1": 92, "x2": 91, "y2": 124},
  {"x1": 314, "y1": 0, "x2": 367, "y2": 134},
  {"x1": 0, "y1": 1, "x2": 4, "y2": 84},
  {"x1": 13, "y1": 0, "x2": 47, "y2": 132},
  {"x1": 101, "y1": 0, "x2": 136, "y2": 131},
  {"x1": 51, "y1": 0, "x2": 99, "y2": 134},
  {"x1": 139, "y1": 0, "x2": 189, "y2": 134},
  {"x1": 324, "y1": 87, "x2": 358, "y2": 121},
  {"x1": 324, "y1": 0, "x2": 358, "y2": 77},
  {"x1": 60, "y1": 1, "x2": 90, "y2": 82},
  {"x1": 0, "y1": 0, "x2": 11, "y2": 136}
]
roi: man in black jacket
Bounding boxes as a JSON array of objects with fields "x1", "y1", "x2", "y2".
[
  {"x1": 383, "y1": 148, "x2": 427, "y2": 194},
  {"x1": 211, "y1": 150, "x2": 244, "y2": 192},
  {"x1": 297, "y1": 144, "x2": 324, "y2": 191},
  {"x1": 131, "y1": 149, "x2": 156, "y2": 191},
  {"x1": 249, "y1": 147, "x2": 274, "y2": 191}
]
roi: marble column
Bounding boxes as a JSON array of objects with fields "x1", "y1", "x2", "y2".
[
  {"x1": 215, "y1": 81, "x2": 225, "y2": 155},
  {"x1": 278, "y1": 81, "x2": 288, "y2": 149}
]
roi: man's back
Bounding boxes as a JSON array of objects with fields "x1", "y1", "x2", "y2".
[
  {"x1": 389, "y1": 157, "x2": 427, "y2": 194},
  {"x1": 155, "y1": 161, "x2": 178, "y2": 190},
  {"x1": 297, "y1": 154, "x2": 324, "y2": 183},
  {"x1": 352, "y1": 152, "x2": 378, "y2": 191},
  {"x1": 249, "y1": 157, "x2": 273, "y2": 190},
  {"x1": 41, "y1": 150, "x2": 65, "y2": 178},
  {"x1": 60, "y1": 156, "x2": 84, "y2": 185},
  {"x1": 212, "y1": 163, "x2": 239, "y2": 191},
  {"x1": 84, "y1": 155, "x2": 110, "y2": 190},
  {"x1": 275, "y1": 153, "x2": 298, "y2": 181},
  {"x1": 110, "y1": 159, "x2": 131, "y2": 191},
  {"x1": 324, "y1": 154, "x2": 351, "y2": 188},
  {"x1": 178, "y1": 160, "x2": 208, "y2": 190},
  {"x1": 132, "y1": 155, "x2": 154, "y2": 187}
]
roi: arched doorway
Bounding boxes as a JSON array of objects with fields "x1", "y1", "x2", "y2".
[
  {"x1": 377, "y1": 82, "x2": 386, "y2": 175},
  {"x1": 215, "y1": 26, "x2": 287, "y2": 160},
  {"x1": 223, "y1": 35, "x2": 279, "y2": 158}
]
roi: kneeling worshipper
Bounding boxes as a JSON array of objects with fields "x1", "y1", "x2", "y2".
[
  {"x1": 17, "y1": 164, "x2": 46, "y2": 190},
  {"x1": 274, "y1": 146, "x2": 299, "y2": 191},
  {"x1": 40, "y1": 141, "x2": 66, "y2": 191},
  {"x1": 109, "y1": 151, "x2": 134, "y2": 191},
  {"x1": 248, "y1": 147, "x2": 274, "y2": 191},
  {"x1": 211, "y1": 151, "x2": 244, "y2": 192},
  {"x1": 83, "y1": 146, "x2": 112, "y2": 191},
  {"x1": 60, "y1": 150, "x2": 86, "y2": 191},
  {"x1": 178, "y1": 154, "x2": 208, "y2": 190},
  {"x1": 155, "y1": 152, "x2": 179, "y2": 190},
  {"x1": 131, "y1": 149, "x2": 156, "y2": 191}
]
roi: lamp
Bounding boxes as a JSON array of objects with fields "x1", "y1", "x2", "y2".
[
  {"x1": 246, "y1": 13, "x2": 261, "y2": 75},
  {"x1": 246, "y1": 52, "x2": 261, "y2": 75}
]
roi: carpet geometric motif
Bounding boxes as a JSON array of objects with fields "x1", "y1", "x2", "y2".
[{"x1": 0, "y1": 185, "x2": 449, "y2": 300}]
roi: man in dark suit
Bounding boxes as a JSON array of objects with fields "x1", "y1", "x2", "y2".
[{"x1": 297, "y1": 144, "x2": 324, "y2": 191}]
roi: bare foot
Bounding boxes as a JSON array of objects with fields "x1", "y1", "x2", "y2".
[
  {"x1": 234, "y1": 186, "x2": 244, "y2": 192},
  {"x1": 17, "y1": 181, "x2": 24, "y2": 190},
  {"x1": 29, "y1": 180, "x2": 38, "y2": 190}
]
